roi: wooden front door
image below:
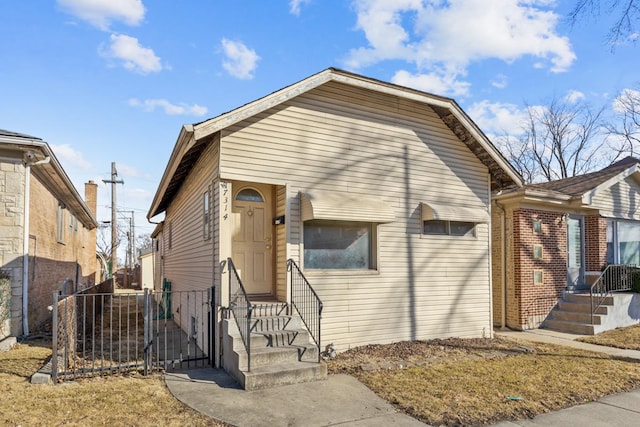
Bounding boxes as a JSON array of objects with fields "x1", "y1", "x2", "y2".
[{"x1": 232, "y1": 182, "x2": 274, "y2": 295}]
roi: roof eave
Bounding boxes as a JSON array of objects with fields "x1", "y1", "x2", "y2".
[
  {"x1": 0, "y1": 138, "x2": 98, "y2": 229},
  {"x1": 147, "y1": 124, "x2": 195, "y2": 219}
]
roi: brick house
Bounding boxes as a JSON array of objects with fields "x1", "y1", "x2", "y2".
[
  {"x1": 492, "y1": 157, "x2": 640, "y2": 332},
  {"x1": 0, "y1": 130, "x2": 98, "y2": 342}
]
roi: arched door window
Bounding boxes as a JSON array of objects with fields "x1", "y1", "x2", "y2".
[{"x1": 235, "y1": 188, "x2": 264, "y2": 202}]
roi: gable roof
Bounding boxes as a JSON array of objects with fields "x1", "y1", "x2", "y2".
[
  {"x1": 148, "y1": 68, "x2": 523, "y2": 218},
  {"x1": 0, "y1": 129, "x2": 98, "y2": 229},
  {"x1": 494, "y1": 156, "x2": 640, "y2": 206}
]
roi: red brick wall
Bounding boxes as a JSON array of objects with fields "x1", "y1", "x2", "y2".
[
  {"x1": 491, "y1": 207, "x2": 504, "y2": 326},
  {"x1": 509, "y1": 208, "x2": 566, "y2": 329},
  {"x1": 585, "y1": 215, "x2": 607, "y2": 272}
]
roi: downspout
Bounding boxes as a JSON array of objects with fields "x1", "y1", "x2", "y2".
[
  {"x1": 494, "y1": 199, "x2": 507, "y2": 329},
  {"x1": 22, "y1": 154, "x2": 51, "y2": 336}
]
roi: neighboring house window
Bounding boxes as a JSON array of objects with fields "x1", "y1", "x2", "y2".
[
  {"x1": 69, "y1": 214, "x2": 75, "y2": 234},
  {"x1": 533, "y1": 270, "x2": 543, "y2": 284},
  {"x1": 533, "y1": 219, "x2": 542, "y2": 234},
  {"x1": 606, "y1": 219, "x2": 640, "y2": 265},
  {"x1": 168, "y1": 221, "x2": 172, "y2": 249},
  {"x1": 303, "y1": 221, "x2": 375, "y2": 270},
  {"x1": 423, "y1": 220, "x2": 475, "y2": 237},
  {"x1": 533, "y1": 245, "x2": 543, "y2": 260},
  {"x1": 57, "y1": 205, "x2": 66, "y2": 243},
  {"x1": 203, "y1": 188, "x2": 211, "y2": 240}
]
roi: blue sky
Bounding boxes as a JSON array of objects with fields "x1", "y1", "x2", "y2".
[{"x1": 1, "y1": 0, "x2": 638, "y2": 244}]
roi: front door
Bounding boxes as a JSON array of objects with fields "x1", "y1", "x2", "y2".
[
  {"x1": 232, "y1": 182, "x2": 274, "y2": 295},
  {"x1": 567, "y1": 215, "x2": 585, "y2": 290}
]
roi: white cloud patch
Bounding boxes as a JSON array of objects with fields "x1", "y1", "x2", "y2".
[
  {"x1": 221, "y1": 38, "x2": 260, "y2": 80},
  {"x1": 57, "y1": 0, "x2": 145, "y2": 31},
  {"x1": 467, "y1": 100, "x2": 529, "y2": 136},
  {"x1": 50, "y1": 144, "x2": 92, "y2": 170},
  {"x1": 392, "y1": 69, "x2": 471, "y2": 97},
  {"x1": 128, "y1": 98, "x2": 208, "y2": 116},
  {"x1": 101, "y1": 34, "x2": 162, "y2": 74},
  {"x1": 564, "y1": 90, "x2": 585, "y2": 104},
  {"x1": 491, "y1": 74, "x2": 508, "y2": 89},
  {"x1": 612, "y1": 88, "x2": 640, "y2": 113},
  {"x1": 345, "y1": 0, "x2": 576, "y2": 96},
  {"x1": 290, "y1": 0, "x2": 311, "y2": 15}
]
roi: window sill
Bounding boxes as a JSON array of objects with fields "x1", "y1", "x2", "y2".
[{"x1": 304, "y1": 269, "x2": 380, "y2": 277}]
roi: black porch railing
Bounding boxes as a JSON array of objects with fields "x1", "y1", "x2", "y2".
[
  {"x1": 287, "y1": 259, "x2": 322, "y2": 362},
  {"x1": 226, "y1": 258, "x2": 253, "y2": 371},
  {"x1": 590, "y1": 264, "x2": 639, "y2": 324}
]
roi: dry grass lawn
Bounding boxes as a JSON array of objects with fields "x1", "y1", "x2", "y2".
[
  {"x1": 577, "y1": 323, "x2": 640, "y2": 350},
  {"x1": 0, "y1": 338, "x2": 224, "y2": 426},
  {"x1": 328, "y1": 337, "x2": 640, "y2": 426}
]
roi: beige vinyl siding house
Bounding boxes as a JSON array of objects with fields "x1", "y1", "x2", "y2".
[{"x1": 148, "y1": 69, "x2": 521, "y2": 373}]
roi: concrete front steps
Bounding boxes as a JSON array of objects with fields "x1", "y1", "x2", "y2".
[
  {"x1": 544, "y1": 292, "x2": 640, "y2": 335},
  {"x1": 223, "y1": 302, "x2": 327, "y2": 390}
]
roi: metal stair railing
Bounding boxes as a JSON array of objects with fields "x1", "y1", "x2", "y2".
[
  {"x1": 590, "y1": 264, "x2": 638, "y2": 324},
  {"x1": 287, "y1": 259, "x2": 323, "y2": 363},
  {"x1": 226, "y1": 258, "x2": 253, "y2": 371}
]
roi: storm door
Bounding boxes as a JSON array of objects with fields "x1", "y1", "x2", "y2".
[{"x1": 567, "y1": 215, "x2": 585, "y2": 290}]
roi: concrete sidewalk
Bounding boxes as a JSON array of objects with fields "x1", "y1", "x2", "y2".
[
  {"x1": 494, "y1": 328, "x2": 640, "y2": 361},
  {"x1": 491, "y1": 388, "x2": 640, "y2": 426},
  {"x1": 165, "y1": 369, "x2": 426, "y2": 426},
  {"x1": 166, "y1": 329, "x2": 640, "y2": 427}
]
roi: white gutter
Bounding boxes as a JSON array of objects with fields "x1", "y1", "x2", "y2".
[{"x1": 22, "y1": 154, "x2": 51, "y2": 336}]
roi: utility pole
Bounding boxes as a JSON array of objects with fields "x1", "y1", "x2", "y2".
[{"x1": 102, "y1": 162, "x2": 124, "y2": 288}]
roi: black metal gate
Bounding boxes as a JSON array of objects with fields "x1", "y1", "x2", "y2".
[{"x1": 51, "y1": 283, "x2": 214, "y2": 382}]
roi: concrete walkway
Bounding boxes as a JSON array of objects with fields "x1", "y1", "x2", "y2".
[
  {"x1": 166, "y1": 329, "x2": 640, "y2": 427},
  {"x1": 495, "y1": 328, "x2": 640, "y2": 361},
  {"x1": 165, "y1": 369, "x2": 425, "y2": 426}
]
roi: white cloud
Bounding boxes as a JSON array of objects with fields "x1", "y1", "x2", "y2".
[
  {"x1": 564, "y1": 90, "x2": 586, "y2": 104},
  {"x1": 491, "y1": 74, "x2": 508, "y2": 89},
  {"x1": 467, "y1": 100, "x2": 529, "y2": 136},
  {"x1": 50, "y1": 144, "x2": 92, "y2": 170},
  {"x1": 128, "y1": 98, "x2": 208, "y2": 116},
  {"x1": 612, "y1": 88, "x2": 640, "y2": 114},
  {"x1": 57, "y1": 0, "x2": 145, "y2": 31},
  {"x1": 392, "y1": 69, "x2": 471, "y2": 97},
  {"x1": 344, "y1": 0, "x2": 576, "y2": 95},
  {"x1": 221, "y1": 38, "x2": 260, "y2": 80},
  {"x1": 290, "y1": 0, "x2": 311, "y2": 15},
  {"x1": 101, "y1": 34, "x2": 162, "y2": 74}
]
